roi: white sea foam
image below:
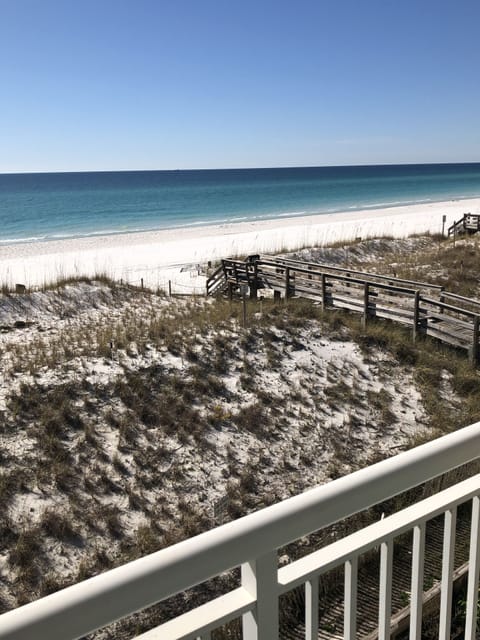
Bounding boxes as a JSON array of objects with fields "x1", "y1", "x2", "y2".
[{"x1": 0, "y1": 235, "x2": 49, "y2": 244}]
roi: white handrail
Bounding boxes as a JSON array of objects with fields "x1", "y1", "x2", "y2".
[{"x1": 1, "y1": 421, "x2": 480, "y2": 639}]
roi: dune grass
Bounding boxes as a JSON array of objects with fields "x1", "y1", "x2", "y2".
[{"x1": 1, "y1": 234, "x2": 480, "y2": 637}]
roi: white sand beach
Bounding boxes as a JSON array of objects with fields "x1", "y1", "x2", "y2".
[{"x1": 1, "y1": 197, "x2": 479, "y2": 293}]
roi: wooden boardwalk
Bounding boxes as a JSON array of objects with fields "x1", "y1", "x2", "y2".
[{"x1": 206, "y1": 255, "x2": 480, "y2": 364}]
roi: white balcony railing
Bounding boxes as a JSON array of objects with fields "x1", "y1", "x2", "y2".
[{"x1": 1, "y1": 422, "x2": 480, "y2": 640}]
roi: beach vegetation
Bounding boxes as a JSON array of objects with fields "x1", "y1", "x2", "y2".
[{"x1": 1, "y1": 234, "x2": 480, "y2": 635}]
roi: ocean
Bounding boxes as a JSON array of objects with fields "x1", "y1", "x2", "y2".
[{"x1": 1, "y1": 163, "x2": 480, "y2": 244}]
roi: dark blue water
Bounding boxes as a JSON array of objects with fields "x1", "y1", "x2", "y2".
[{"x1": 1, "y1": 164, "x2": 479, "y2": 244}]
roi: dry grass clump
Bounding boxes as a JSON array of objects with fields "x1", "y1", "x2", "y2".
[
  {"x1": 39, "y1": 509, "x2": 79, "y2": 542},
  {"x1": 40, "y1": 273, "x2": 115, "y2": 291}
]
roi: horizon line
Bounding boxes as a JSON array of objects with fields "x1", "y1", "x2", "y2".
[{"x1": 2, "y1": 160, "x2": 480, "y2": 176}]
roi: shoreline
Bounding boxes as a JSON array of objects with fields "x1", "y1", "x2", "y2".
[
  {"x1": 2, "y1": 190, "x2": 480, "y2": 248},
  {"x1": 1, "y1": 197, "x2": 479, "y2": 292}
]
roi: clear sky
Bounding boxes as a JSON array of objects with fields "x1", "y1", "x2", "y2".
[{"x1": 1, "y1": 0, "x2": 479, "y2": 172}]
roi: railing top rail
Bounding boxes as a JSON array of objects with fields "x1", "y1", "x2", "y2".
[
  {"x1": 448, "y1": 215, "x2": 466, "y2": 233},
  {"x1": 258, "y1": 260, "x2": 418, "y2": 294},
  {"x1": 2, "y1": 421, "x2": 480, "y2": 640},
  {"x1": 206, "y1": 266, "x2": 226, "y2": 291},
  {"x1": 442, "y1": 291, "x2": 480, "y2": 309},
  {"x1": 208, "y1": 264, "x2": 224, "y2": 277},
  {"x1": 261, "y1": 256, "x2": 443, "y2": 291},
  {"x1": 420, "y1": 295, "x2": 479, "y2": 319},
  {"x1": 222, "y1": 258, "x2": 250, "y2": 267}
]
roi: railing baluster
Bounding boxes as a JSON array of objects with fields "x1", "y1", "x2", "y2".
[
  {"x1": 439, "y1": 507, "x2": 457, "y2": 640},
  {"x1": 241, "y1": 552, "x2": 278, "y2": 640},
  {"x1": 305, "y1": 577, "x2": 319, "y2": 640},
  {"x1": 344, "y1": 557, "x2": 358, "y2": 640},
  {"x1": 465, "y1": 495, "x2": 480, "y2": 640},
  {"x1": 409, "y1": 522, "x2": 426, "y2": 640},
  {"x1": 378, "y1": 539, "x2": 393, "y2": 640}
]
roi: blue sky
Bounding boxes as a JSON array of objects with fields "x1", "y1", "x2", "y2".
[{"x1": 1, "y1": 0, "x2": 479, "y2": 172}]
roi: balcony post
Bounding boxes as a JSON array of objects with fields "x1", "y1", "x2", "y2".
[
  {"x1": 439, "y1": 507, "x2": 456, "y2": 640},
  {"x1": 409, "y1": 522, "x2": 426, "y2": 640},
  {"x1": 465, "y1": 496, "x2": 480, "y2": 640},
  {"x1": 305, "y1": 577, "x2": 319, "y2": 640},
  {"x1": 344, "y1": 557, "x2": 358, "y2": 640},
  {"x1": 378, "y1": 539, "x2": 393, "y2": 640},
  {"x1": 241, "y1": 552, "x2": 278, "y2": 640}
]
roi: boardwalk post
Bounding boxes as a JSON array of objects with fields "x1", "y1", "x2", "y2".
[
  {"x1": 284, "y1": 267, "x2": 290, "y2": 301},
  {"x1": 250, "y1": 262, "x2": 258, "y2": 300},
  {"x1": 321, "y1": 273, "x2": 327, "y2": 310},
  {"x1": 439, "y1": 292, "x2": 445, "y2": 315},
  {"x1": 412, "y1": 291, "x2": 420, "y2": 342},
  {"x1": 362, "y1": 283, "x2": 369, "y2": 328},
  {"x1": 242, "y1": 287, "x2": 248, "y2": 329},
  {"x1": 470, "y1": 316, "x2": 480, "y2": 366}
]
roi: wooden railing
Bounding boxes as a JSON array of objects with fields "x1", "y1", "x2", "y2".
[
  {"x1": 448, "y1": 213, "x2": 480, "y2": 237},
  {"x1": 205, "y1": 264, "x2": 228, "y2": 296},
  {"x1": 269, "y1": 255, "x2": 443, "y2": 293},
  {"x1": 2, "y1": 423, "x2": 480, "y2": 639},
  {"x1": 207, "y1": 257, "x2": 480, "y2": 364}
]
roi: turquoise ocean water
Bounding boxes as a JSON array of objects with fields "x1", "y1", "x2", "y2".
[{"x1": 0, "y1": 164, "x2": 479, "y2": 244}]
